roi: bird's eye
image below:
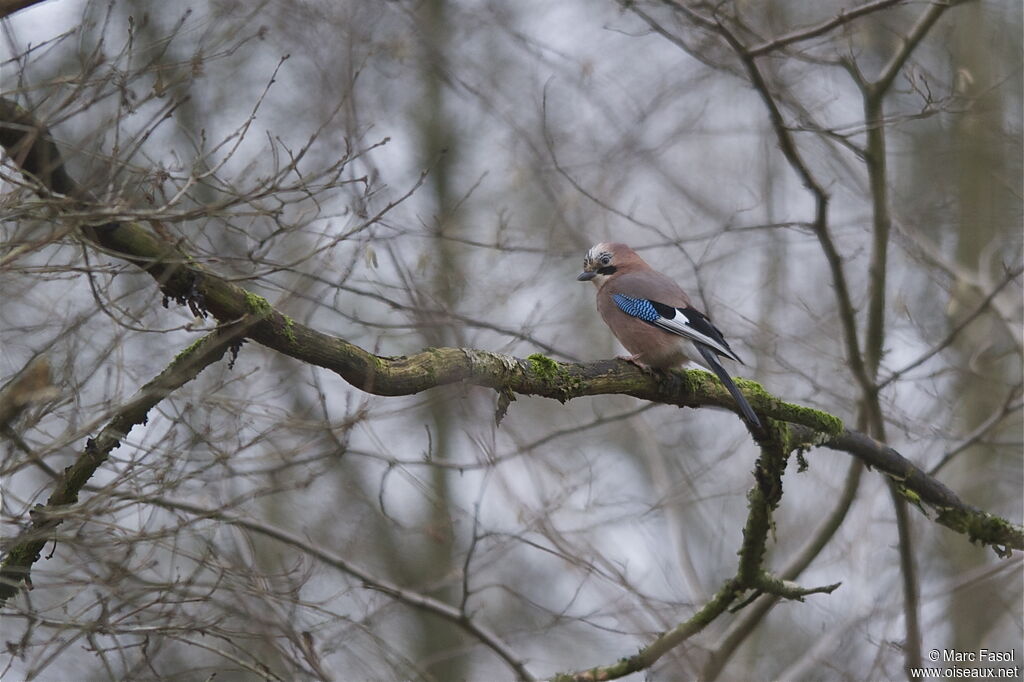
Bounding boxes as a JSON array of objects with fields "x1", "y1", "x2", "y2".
[{"x1": 599, "y1": 255, "x2": 611, "y2": 265}]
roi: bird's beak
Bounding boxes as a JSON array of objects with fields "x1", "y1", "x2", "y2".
[{"x1": 577, "y1": 271, "x2": 596, "y2": 282}]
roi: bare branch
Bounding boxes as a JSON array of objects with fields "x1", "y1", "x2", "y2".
[
  {"x1": 0, "y1": 326, "x2": 246, "y2": 602},
  {"x1": 748, "y1": 0, "x2": 910, "y2": 57},
  {"x1": 130, "y1": 494, "x2": 537, "y2": 681}
]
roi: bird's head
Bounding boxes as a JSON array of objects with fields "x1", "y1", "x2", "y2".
[{"x1": 576, "y1": 242, "x2": 643, "y2": 285}]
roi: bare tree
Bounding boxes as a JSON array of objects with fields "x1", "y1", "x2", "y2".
[{"x1": 1, "y1": 1, "x2": 1020, "y2": 680}]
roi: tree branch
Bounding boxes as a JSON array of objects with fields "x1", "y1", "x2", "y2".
[
  {"x1": 748, "y1": 0, "x2": 910, "y2": 57},
  {"x1": 553, "y1": 422, "x2": 837, "y2": 681},
  {"x1": 0, "y1": 326, "x2": 246, "y2": 603},
  {"x1": 130, "y1": 495, "x2": 537, "y2": 681},
  {"x1": 704, "y1": 19, "x2": 877, "y2": 403}
]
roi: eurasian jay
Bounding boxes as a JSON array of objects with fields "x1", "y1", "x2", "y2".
[{"x1": 577, "y1": 242, "x2": 763, "y2": 432}]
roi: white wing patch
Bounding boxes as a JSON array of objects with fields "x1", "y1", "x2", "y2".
[{"x1": 651, "y1": 309, "x2": 742, "y2": 363}]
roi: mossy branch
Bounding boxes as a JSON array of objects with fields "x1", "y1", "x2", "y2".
[{"x1": 553, "y1": 427, "x2": 840, "y2": 682}]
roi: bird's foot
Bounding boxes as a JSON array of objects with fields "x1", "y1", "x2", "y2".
[{"x1": 618, "y1": 354, "x2": 657, "y2": 375}]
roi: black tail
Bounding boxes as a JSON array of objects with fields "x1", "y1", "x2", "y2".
[{"x1": 696, "y1": 345, "x2": 764, "y2": 435}]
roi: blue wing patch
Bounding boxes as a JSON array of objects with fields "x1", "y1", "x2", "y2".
[{"x1": 612, "y1": 294, "x2": 661, "y2": 322}]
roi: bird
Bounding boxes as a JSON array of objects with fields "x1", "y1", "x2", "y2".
[{"x1": 577, "y1": 242, "x2": 763, "y2": 433}]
